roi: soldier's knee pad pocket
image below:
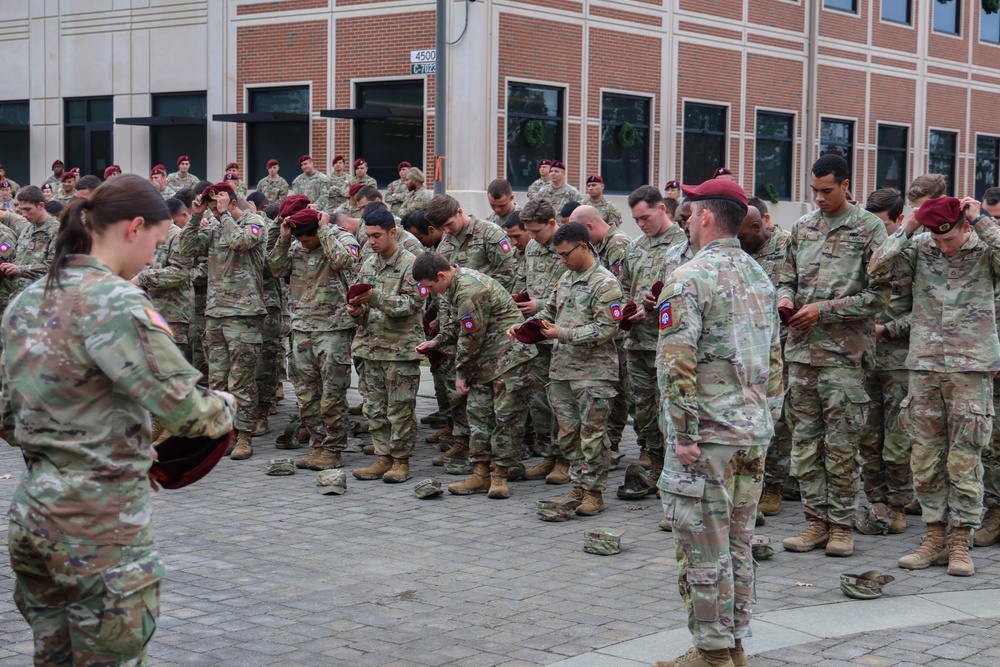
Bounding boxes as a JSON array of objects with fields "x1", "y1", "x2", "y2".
[
  {"x1": 686, "y1": 565, "x2": 720, "y2": 621},
  {"x1": 961, "y1": 400, "x2": 993, "y2": 445},
  {"x1": 660, "y1": 470, "x2": 706, "y2": 533},
  {"x1": 95, "y1": 558, "x2": 163, "y2": 656},
  {"x1": 843, "y1": 384, "x2": 870, "y2": 434}
]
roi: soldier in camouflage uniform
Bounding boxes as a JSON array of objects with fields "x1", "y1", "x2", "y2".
[
  {"x1": 4, "y1": 175, "x2": 235, "y2": 667},
  {"x1": 536, "y1": 161, "x2": 582, "y2": 213},
  {"x1": 336, "y1": 183, "x2": 365, "y2": 219},
  {"x1": 327, "y1": 155, "x2": 350, "y2": 212},
  {"x1": 270, "y1": 203, "x2": 360, "y2": 470},
  {"x1": 400, "y1": 168, "x2": 433, "y2": 215},
  {"x1": 0, "y1": 219, "x2": 17, "y2": 313},
  {"x1": 486, "y1": 178, "x2": 519, "y2": 227},
  {"x1": 1, "y1": 208, "x2": 29, "y2": 238},
  {"x1": 148, "y1": 166, "x2": 176, "y2": 201},
  {"x1": 778, "y1": 155, "x2": 888, "y2": 558},
  {"x1": 522, "y1": 222, "x2": 623, "y2": 515},
  {"x1": 384, "y1": 161, "x2": 411, "y2": 216},
  {"x1": 42, "y1": 160, "x2": 65, "y2": 188},
  {"x1": 415, "y1": 253, "x2": 536, "y2": 497},
  {"x1": 526, "y1": 159, "x2": 551, "y2": 200},
  {"x1": 167, "y1": 155, "x2": 200, "y2": 192},
  {"x1": 981, "y1": 187, "x2": 1000, "y2": 547},
  {"x1": 252, "y1": 200, "x2": 284, "y2": 435},
  {"x1": 289, "y1": 156, "x2": 330, "y2": 211},
  {"x1": 54, "y1": 171, "x2": 78, "y2": 202},
  {"x1": 256, "y1": 159, "x2": 289, "y2": 205},
  {"x1": 869, "y1": 195, "x2": 1000, "y2": 576},
  {"x1": 351, "y1": 190, "x2": 425, "y2": 259},
  {"x1": 351, "y1": 158, "x2": 378, "y2": 189},
  {"x1": 4, "y1": 187, "x2": 58, "y2": 299},
  {"x1": 0, "y1": 181, "x2": 15, "y2": 211},
  {"x1": 349, "y1": 207, "x2": 424, "y2": 483},
  {"x1": 0, "y1": 164, "x2": 19, "y2": 195},
  {"x1": 653, "y1": 179, "x2": 782, "y2": 667},
  {"x1": 180, "y1": 183, "x2": 267, "y2": 460},
  {"x1": 223, "y1": 172, "x2": 247, "y2": 201},
  {"x1": 584, "y1": 175, "x2": 623, "y2": 228}
]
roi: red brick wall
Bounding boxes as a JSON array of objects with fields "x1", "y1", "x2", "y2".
[
  {"x1": 748, "y1": 0, "x2": 805, "y2": 32},
  {"x1": 746, "y1": 54, "x2": 804, "y2": 200},
  {"x1": 236, "y1": 0, "x2": 327, "y2": 16},
  {"x1": 872, "y1": 0, "x2": 919, "y2": 53},
  {"x1": 867, "y1": 73, "x2": 917, "y2": 197},
  {"x1": 819, "y1": 2, "x2": 868, "y2": 45}
]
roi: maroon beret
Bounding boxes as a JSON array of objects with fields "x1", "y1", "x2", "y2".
[
  {"x1": 266, "y1": 159, "x2": 279, "y2": 168},
  {"x1": 69, "y1": 167, "x2": 80, "y2": 175},
  {"x1": 41, "y1": 183, "x2": 52, "y2": 191},
  {"x1": 618, "y1": 302, "x2": 638, "y2": 331},
  {"x1": 61, "y1": 172, "x2": 75, "y2": 182},
  {"x1": 512, "y1": 290, "x2": 531, "y2": 303},
  {"x1": 201, "y1": 182, "x2": 236, "y2": 200},
  {"x1": 149, "y1": 431, "x2": 234, "y2": 490},
  {"x1": 298, "y1": 154, "x2": 312, "y2": 165},
  {"x1": 586, "y1": 175, "x2": 603, "y2": 184},
  {"x1": 915, "y1": 196, "x2": 963, "y2": 234},
  {"x1": 398, "y1": 161, "x2": 411, "y2": 171},
  {"x1": 419, "y1": 347, "x2": 447, "y2": 373},
  {"x1": 713, "y1": 166, "x2": 733, "y2": 178},
  {"x1": 0, "y1": 181, "x2": 9, "y2": 189},
  {"x1": 223, "y1": 173, "x2": 238, "y2": 182},
  {"x1": 176, "y1": 155, "x2": 190, "y2": 166},
  {"x1": 778, "y1": 306, "x2": 798, "y2": 325},
  {"x1": 651, "y1": 280, "x2": 664, "y2": 300},
  {"x1": 279, "y1": 194, "x2": 311, "y2": 218},
  {"x1": 353, "y1": 158, "x2": 367, "y2": 169},
  {"x1": 514, "y1": 319, "x2": 550, "y2": 344},
  {"x1": 539, "y1": 159, "x2": 553, "y2": 168},
  {"x1": 103, "y1": 165, "x2": 120, "y2": 179},
  {"x1": 332, "y1": 155, "x2": 344, "y2": 164},
  {"x1": 550, "y1": 160, "x2": 566, "y2": 171},
  {"x1": 225, "y1": 162, "x2": 239, "y2": 171},
  {"x1": 52, "y1": 159, "x2": 64, "y2": 168},
  {"x1": 285, "y1": 208, "x2": 321, "y2": 234},
  {"x1": 348, "y1": 183, "x2": 364, "y2": 198},
  {"x1": 347, "y1": 283, "x2": 374, "y2": 301},
  {"x1": 664, "y1": 180, "x2": 680, "y2": 190},
  {"x1": 150, "y1": 164, "x2": 166, "y2": 177},
  {"x1": 681, "y1": 179, "x2": 748, "y2": 211}
]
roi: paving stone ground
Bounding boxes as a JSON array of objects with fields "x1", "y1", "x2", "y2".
[{"x1": 0, "y1": 372, "x2": 998, "y2": 666}]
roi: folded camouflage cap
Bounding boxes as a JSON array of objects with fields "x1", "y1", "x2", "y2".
[
  {"x1": 584, "y1": 528, "x2": 625, "y2": 556},
  {"x1": 616, "y1": 463, "x2": 651, "y2": 500},
  {"x1": 414, "y1": 478, "x2": 444, "y2": 499},
  {"x1": 316, "y1": 469, "x2": 347, "y2": 495},
  {"x1": 537, "y1": 500, "x2": 573, "y2": 522},
  {"x1": 856, "y1": 502, "x2": 892, "y2": 535},
  {"x1": 265, "y1": 458, "x2": 296, "y2": 476},
  {"x1": 751, "y1": 535, "x2": 774, "y2": 561},
  {"x1": 840, "y1": 570, "x2": 895, "y2": 600}
]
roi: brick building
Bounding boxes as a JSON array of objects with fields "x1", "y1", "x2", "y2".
[{"x1": 2, "y1": 0, "x2": 999, "y2": 225}]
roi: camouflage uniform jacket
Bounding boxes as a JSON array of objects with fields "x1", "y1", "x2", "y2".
[
  {"x1": 776, "y1": 204, "x2": 888, "y2": 368},
  {"x1": 596, "y1": 227, "x2": 631, "y2": 280},
  {"x1": 261, "y1": 216, "x2": 284, "y2": 310},
  {"x1": 350, "y1": 246, "x2": 424, "y2": 362},
  {"x1": 356, "y1": 224, "x2": 424, "y2": 260},
  {"x1": 269, "y1": 224, "x2": 359, "y2": 332},
  {"x1": 53, "y1": 187, "x2": 76, "y2": 203},
  {"x1": 868, "y1": 216, "x2": 1000, "y2": 373},
  {"x1": 385, "y1": 178, "x2": 408, "y2": 216},
  {"x1": 336, "y1": 201, "x2": 363, "y2": 219},
  {"x1": 182, "y1": 210, "x2": 267, "y2": 318},
  {"x1": 620, "y1": 223, "x2": 692, "y2": 351},
  {"x1": 158, "y1": 184, "x2": 178, "y2": 201},
  {"x1": 487, "y1": 207, "x2": 518, "y2": 227},
  {"x1": 351, "y1": 175, "x2": 378, "y2": 189},
  {"x1": 290, "y1": 171, "x2": 330, "y2": 210},
  {"x1": 134, "y1": 222, "x2": 193, "y2": 324},
  {"x1": 168, "y1": 171, "x2": 200, "y2": 191},
  {"x1": 523, "y1": 237, "x2": 565, "y2": 346},
  {"x1": 400, "y1": 186, "x2": 433, "y2": 215},
  {"x1": 751, "y1": 226, "x2": 791, "y2": 287},
  {"x1": 590, "y1": 196, "x2": 624, "y2": 228},
  {"x1": 255, "y1": 176, "x2": 289, "y2": 205},
  {"x1": 327, "y1": 173, "x2": 350, "y2": 211},
  {"x1": 656, "y1": 238, "x2": 782, "y2": 448},
  {"x1": 537, "y1": 183, "x2": 583, "y2": 212},
  {"x1": 11, "y1": 216, "x2": 59, "y2": 297},
  {"x1": 532, "y1": 261, "x2": 623, "y2": 381},
  {"x1": 435, "y1": 267, "x2": 536, "y2": 384},
  {"x1": 0, "y1": 211, "x2": 28, "y2": 238},
  {"x1": 0, "y1": 223, "x2": 18, "y2": 311},
  {"x1": 527, "y1": 178, "x2": 549, "y2": 200},
  {"x1": 2, "y1": 254, "x2": 234, "y2": 546},
  {"x1": 437, "y1": 216, "x2": 517, "y2": 292},
  {"x1": 510, "y1": 246, "x2": 527, "y2": 296}
]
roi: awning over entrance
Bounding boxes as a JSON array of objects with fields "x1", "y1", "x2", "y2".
[
  {"x1": 115, "y1": 116, "x2": 206, "y2": 126},
  {"x1": 320, "y1": 106, "x2": 423, "y2": 120},
  {"x1": 212, "y1": 112, "x2": 309, "y2": 123}
]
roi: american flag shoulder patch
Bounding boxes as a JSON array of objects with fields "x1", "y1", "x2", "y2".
[{"x1": 145, "y1": 308, "x2": 174, "y2": 337}]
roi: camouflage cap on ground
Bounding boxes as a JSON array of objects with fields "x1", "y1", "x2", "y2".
[
  {"x1": 265, "y1": 458, "x2": 296, "y2": 476},
  {"x1": 316, "y1": 469, "x2": 347, "y2": 495},
  {"x1": 751, "y1": 535, "x2": 774, "y2": 561},
  {"x1": 856, "y1": 502, "x2": 892, "y2": 535},
  {"x1": 536, "y1": 500, "x2": 573, "y2": 522},
  {"x1": 617, "y1": 463, "x2": 651, "y2": 500},
  {"x1": 444, "y1": 459, "x2": 473, "y2": 475},
  {"x1": 840, "y1": 570, "x2": 895, "y2": 600},
  {"x1": 414, "y1": 478, "x2": 444, "y2": 499},
  {"x1": 584, "y1": 528, "x2": 625, "y2": 556}
]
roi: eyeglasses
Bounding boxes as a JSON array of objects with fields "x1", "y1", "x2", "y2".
[{"x1": 557, "y1": 243, "x2": 586, "y2": 260}]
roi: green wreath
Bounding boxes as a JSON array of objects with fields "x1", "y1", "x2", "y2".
[
  {"x1": 618, "y1": 122, "x2": 637, "y2": 149},
  {"x1": 764, "y1": 183, "x2": 780, "y2": 205},
  {"x1": 984, "y1": 0, "x2": 1000, "y2": 13},
  {"x1": 524, "y1": 120, "x2": 545, "y2": 148}
]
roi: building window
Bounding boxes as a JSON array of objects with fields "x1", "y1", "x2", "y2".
[
  {"x1": 754, "y1": 112, "x2": 794, "y2": 200},
  {"x1": 934, "y1": 0, "x2": 961, "y2": 34},
  {"x1": 982, "y1": 6, "x2": 1000, "y2": 43},
  {"x1": 820, "y1": 118, "x2": 854, "y2": 185},
  {"x1": 976, "y1": 136, "x2": 1000, "y2": 199},
  {"x1": 600, "y1": 93, "x2": 650, "y2": 195},
  {"x1": 928, "y1": 130, "x2": 957, "y2": 196},
  {"x1": 823, "y1": 0, "x2": 857, "y2": 12},
  {"x1": 151, "y1": 92, "x2": 207, "y2": 180},
  {"x1": 876, "y1": 125, "x2": 908, "y2": 190},
  {"x1": 0, "y1": 101, "x2": 29, "y2": 185},
  {"x1": 507, "y1": 83, "x2": 564, "y2": 190},
  {"x1": 882, "y1": 0, "x2": 912, "y2": 24},
  {"x1": 65, "y1": 97, "x2": 113, "y2": 178},
  {"x1": 247, "y1": 87, "x2": 309, "y2": 185},
  {"x1": 682, "y1": 103, "x2": 727, "y2": 185},
  {"x1": 354, "y1": 80, "x2": 424, "y2": 188}
]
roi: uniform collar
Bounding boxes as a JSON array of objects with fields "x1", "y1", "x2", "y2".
[
  {"x1": 568, "y1": 259, "x2": 599, "y2": 283},
  {"x1": 651, "y1": 222, "x2": 685, "y2": 247}
]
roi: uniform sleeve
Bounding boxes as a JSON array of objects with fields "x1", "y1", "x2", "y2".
[
  {"x1": 884, "y1": 312, "x2": 911, "y2": 341},
  {"x1": 775, "y1": 225, "x2": 799, "y2": 305},
  {"x1": 369, "y1": 263, "x2": 424, "y2": 318},
  {"x1": 486, "y1": 226, "x2": 518, "y2": 292},
  {"x1": 178, "y1": 213, "x2": 209, "y2": 261},
  {"x1": 454, "y1": 291, "x2": 488, "y2": 381},
  {"x1": 15, "y1": 232, "x2": 55, "y2": 282},
  {"x1": 138, "y1": 236, "x2": 192, "y2": 290},
  {"x1": 972, "y1": 215, "x2": 1000, "y2": 274},
  {"x1": 767, "y1": 312, "x2": 784, "y2": 425},
  {"x1": 318, "y1": 225, "x2": 359, "y2": 272},
  {"x1": 268, "y1": 236, "x2": 293, "y2": 277},
  {"x1": 816, "y1": 223, "x2": 889, "y2": 323},
  {"x1": 532, "y1": 283, "x2": 559, "y2": 324},
  {"x1": 868, "y1": 227, "x2": 917, "y2": 283},
  {"x1": 556, "y1": 278, "x2": 621, "y2": 346},
  {"x1": 656, "y1": 279, "x2": 702, "y2": 448},
  {"x1": 619, "y1": 246, "x2": 637, "y2": 302},
  {"x1": 220, "y1": 212, "x2": 265, "y2": 252}
]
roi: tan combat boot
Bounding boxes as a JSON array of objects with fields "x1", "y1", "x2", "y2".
[
  {"x1": 487, "y1": 466, "x2": 509, "y2": 499},
  {"x1": 305, "y1": 449, "x2": 342, "y2": 471},
  {"x1": 432, "y1": 435, "x2": 470, "y2": 466},
  {"x1": 638, "y1": 450, "x2": 652, "y2": 470},
  {"x1": 252, "y1": 406, "x2": 271, "y2": 437},
  {"x1": 758, "y1": 483, "x2": 782, "y2": 516},
  {"x1": 646, "y1": 452, "x2": 665, "y2": 497},
  {"x1": 546, "y1": 457, "x2": 570, "y2": 485},
  {"x1": 576, "y1": 490, "x2": 605, "y2": 516},
  {"x1": 275, "y1": 383, "x2": 285, "y2": 401},
  {"x1": 448, "y1": 462, "x2": 491, "y2": 495},
  {"x1": 294, "y1": 449, "x2": 320, "y2": 469},
  {"x1": 363, "y1": 444, "x2": 375, "y2": 455},
  {"x1": 782, "y1": 520, "x2": 829, "y2": 552},
  {"x1": 383, "y1": 457, "x2": 411, "y2": 483},
  {"x1": 524, "y1": 456, "x2": 557, "y2": 480},
  {"x1": 554, "y1": 486, "x2": 585, "y2": 508},
  {"x1": 825, "y1": 524, "x2": 854, "y2": 557},
  {"x1": 898, "y1": 522, "x2": 948, "y2": 569},
  {"x1": 730, "y1": 639, "x2": 747, "y2": 667},
  {"x1": 348, "y1": 402, "x2": 363, "y2": 415},
  {"x1": 653, "y1": 647, "x2": 735, "y2": 667},
  {"x1": 230, "y1": 431, "x2": 253, "y2": 460},
  {"x1": 426, "y1": 419, "x2": 454, "y2": 444},
  {"x1": 353, "y1": 455, "x2": 393, "y2": 480},
  {"x1": 974, "y1": 506, "x2": 1000, "y2": 546},
  {"x1": 659, "y1": 518, "x2": 673, "y2": 532},
  {"x1": 947, "y1": 526, "x2": 975, "y2": 577},
  {"x1": 888, "y1": 506, "x2": 908, "y2": 534}
]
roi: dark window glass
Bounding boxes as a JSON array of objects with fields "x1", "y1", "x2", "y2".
[
  {"x1": 928, "y1": 130, "x2": 957, "y2": 196},
  {"x1": 64, "y1": 96, "x2": 114, "y2": 178},
  {"x1": 975, "y1": 136, "x2": 999, "y2": 199},
  {"x1": 0, "y1": 101, "x2": 30, "y2": 185},
  {"x1": 151, "y1": 92, "x2": 207, "y2": 181},
  {"x1": 981, "y1": 7, "x2": 1000, "y2": 43},
  {"x1": 934, "y1": 0, "x2": 960, "y2": 34},
  {"x1": 824, "y1": 0, "x2": 857, "y2": 12},
  {"x1": 354, "y1": 81, "x2": 424, "y2": 188},
  {"x1": 507, "y1": 83, "x2": 564, "y2": 189},
  {"x1": 600, "y1": 93, "x2": 650, "y2": 194},
  {"x1": 754, "y1": 112, "x2": 794, "y2": 200},
  {"x1": 820, "y1": 118, "x2": 854, "y2": 185},
  {"x1": 876, "y1": 125, "x2": 908, "y2": 190},
  {"x1": 882, "y1": 0, "x2": 911, "y2": 24},
  {"x1": 682, "y1": 103, "x2": 727, "y2": 185},
  {"x1": 247, "y1": 86, "x2": 309, "y2": 185}
]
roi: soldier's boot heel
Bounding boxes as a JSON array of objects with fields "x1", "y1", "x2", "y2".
[
  {"x1": 947, "y1": 526, "x2": 975, "y2": 577},
  {"x1": 729, "y1": 639, "x2": 748, "y2": 667}
]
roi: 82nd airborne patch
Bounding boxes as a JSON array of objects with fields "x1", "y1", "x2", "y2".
[{"x1": 659, "y1": 301, "x2": 673, "y2": 330}]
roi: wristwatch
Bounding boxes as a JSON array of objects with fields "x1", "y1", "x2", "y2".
[{"x1": 972, "y1": 213, "x2": 991, "y2": 225}]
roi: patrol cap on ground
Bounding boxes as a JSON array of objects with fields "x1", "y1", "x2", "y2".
[
  {"x1": 444, "y1": 459, "x2": 473, "y2": 475},
  {"x1": 226, "y1": 162, "x2": 239, "y2": 171},
  {"x1": 681, "y1": 179, "x2": 749, "y2": 212},
  {"x1": 584, "y1": 528, "x2": 624, "y2": 555},
  {"x1": 353, "y1": 158, "x2": 367, "y2": 169},
  {"x1": 586, "y1": 175, "x2": 603, "y2": 184},
  {"x1": 150, "y1": 164, "x2": 166, "y2": 177},
  {"x1": 514, "y1": 319, "x2": 550, "y2": 344},
  {"x1": 349, "y1": 183, "x2": 365, "y2": 198},
  {"x1": 265, "y1": 458, "x2": 295, "y2": 476},
  {"x1": 150, "y1": 430, "x2": 234, "y2": 489},
  {"x1": 406, "y1": 167, "x2": 425, "y2": 183},
  {"x1": 176, "y1": 155, "x2": 190, "y2": 166},
  {"x1": 550, "y1": 160, "x2": 566, "y2": 171},
  {"x1": 279, "y1": 194, "x2": 311, "y2": 218},
  {"x1": 539, "y1": 159, "x2": 553, "y2": 168},
  {"x1": 536, "y1": 500, "x2": 573, "y2": 522},
  {"x1": 298, "y1": 154, "x2": 312, "y2": 165},
  {"x1": 52, "y1": 159, "x2": 64, "y2": 168},
  {"x1": 751, "y1": 536, "x2": 774, "y2": 561},
  {"x1": 332, "y1": 155, "x2": 344, "y2": 164},
  {"x1": 316, "y1": 469, "x2": 347, "y2": 495},
  {"x1": 616, "y1": 463, "x2": 650, "y2": 500},
  {"x1": 840, "y1": 570, "x2": 895, "y2": 600},
  {"x1": 855, "y1": 502, "x2": 892, "y2": 535},
  {"x1": 915, "y1": 196, "x2": 962, "y2": 234},
  {"x1": 713, "y1": 166, "x2": 733, "y2": 178},
  {"x1": 286, "y1": 208, "x2": 321, "y2": 236},
  {"x1": 398, "y1": 161, "x2": 411, "y2": 171},
  {"x1": 266, "y1": 159, "x2": 279, "y2": 168},
  {"x1": 664, "y1": 179, "x2": 681, "y2": 190},
  {"x1": 414, "y1": 478, "x2": 444, "y2": 499},
  {"x1": 202, "y1": 182, "x2": 236, "y2": 200},
  {"x1": 347, "y1": 283, "x2": 374, "y2": 301}
]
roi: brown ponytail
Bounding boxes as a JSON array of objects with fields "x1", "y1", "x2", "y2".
[{"x1": 46, "y1": 174, "x2": 170, "y2": 293}]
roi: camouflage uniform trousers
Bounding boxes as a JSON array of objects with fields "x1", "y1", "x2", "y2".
[
  {"x1": 467, "y1": 363, "x2": 532, "y2": 468},
  {"x1": 431, "y1": 363, "x2": 452, "y2": 417},
  {"x1": 292, "y1": 329, "x2": 354, "y2": 452},
  {"x1": 659, "y1": 443, "x2": 759, "y2": 651},
  {"x1": 628, "y1": 349, "x2": 663, "y2": 456},
  {"x1": 8, "y1": 521, "x2": 164, "y2": 667},
  {"x1": 986, "y1": 374, "x2": 1000, "y2": 507},
  {"x1": 901, "y1": 370, "x2": 992, "y2": 528},
  {"x1": 787, "y1": 363, "x2": 868, "y2": 527},
  {"x1": 255, "y1": 306, "x2": 283, "y2": 412},
  {"x1": 205, "y1": 315, "x2": 263, "y2": 432},
  {"x1": 763, "y1": 363, "x2": 792, "y2": 486},
  {"x1": 607, "y1": 347, "x2": 629, "y2": 449},
  {"x1": 440, "y1": 350, "x2": 471, "y2": 438},
  {"x1": 860, "y1": 367, "x2": 914, "y2": 508},
  {"x1": 362, "y1": 359, "x2": 421, "y2": 458},
  {"x1": 548, "y1": 379, "x2": 615, "y2": 491},
  {"x1": 189, "y1": 290, "x2": 208, "y2": 377},
  {"x1": 529, "y1": 345, "x2": 555, "y2": 456}
]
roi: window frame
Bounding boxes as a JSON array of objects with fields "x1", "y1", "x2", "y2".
[
  {"x1": 879, "y1": 0, "x2": 913, "y2": 27},
  {"x1": 927, "y1": 128, "x2": 958, "y2": 196},
  {"x1": 822, "y1": 0, "x2": 858, "y2": 15},
  {"x1": 150, "y1": 91, "x2": 207, "y2": 181},
  {"x1": 350, "y1": 76, "x2": 427, "y2": 189},
  {"x1": 681, "y1": 99, "x2": 729, "y2": 187},
  {"x1": 975, "y1": 134, "x2": 1000, "y2": 200},
  {"x1": 980, "y1": 4, "x2": 1000, "y2": 45},
  {"x1": 243, "y1": 82, "x2": 312, "y2": 186},
  {"x1": 819, "y1": 116, "x2": 857, "y2": 188},
  {"x1": 933, "y1": 0, "x2": 962, "y2": 36},
  {"x1": 0, "y1": 100, "x2": 30, "y2": 186},
  {"x1": 875, "y1": 123, "x2": 910, "y2": 192},
  {"x1": 753, "y1": 108, "x2": 796, "y2": 201},
  {"x1": 63, "y1": 96, "x2": 114, "y2": 179},
  {"x1": 598, "y1": 89, "x2": 654, "y2": 195},
  {"x1": 504, "y1": 79, "x2": 567, "y2": 190}
]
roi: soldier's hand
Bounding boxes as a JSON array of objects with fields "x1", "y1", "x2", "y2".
[
  {"x1": 346, "y1": 303, "x2": 363, "y2": 317},
  {"x1": 777, "y1": 297, "x2": 795, "y2": 311},
  {"x1": 0, "y1": 263, "x2": 16, "y2": 277},
  {"x1": 191, "y1": 195, "x2": 208, "y2": 216},
  {"x1": 317, "y1": 212, "x2": 330, "y2": 228},
  {"x1": 902, "y1": 209, "x2": 921, "y2": 237},
  {"x1": 505, "y1": 323, "x2": 520, "y2": 340},
  {"x1": 455, "y1": 378, "x2": 470, "y2": 396},
  {"x1": 787, "y1": 303, "x2": 820, "y2": 330},
  {"x1": 516, "y1": 297, "x2": 538, "y2": 317},
  {"x1": 628, "y1": 303, "x2": 647, "y2": 322},
  {"x1": 875, "y1": 324, "x2": 885, "y2": 341},
  {"x1": 641, "y1": 290, "x2": 657, "y2": 310},
  {"x1": 279, "y1": 220, "x2": 291, "y2": 241},
  {"x1": 349, "y1": 287, "x2": 373, "y2": 306},
  {"x1": 962, "y1": 197, "x2": 982, "y2": 222},
  {"x1": 416, "y1": 340, "x2": 438, "y2": 355},
  {"x1": 675, "y1": 442, "x2": 701, "y2": 465},
  {"x1": 540, "y1": 323, "x2": 560, "y2": 340},
  {"x1": 214, "y1": 190, "x2": 231, "y2": 211},
  {"x1": 247, "y1": 200, "x2": 257, "y2": 213}
]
